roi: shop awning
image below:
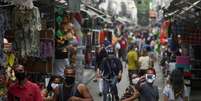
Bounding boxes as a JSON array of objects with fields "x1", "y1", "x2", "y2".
[
  {"x1": 80, "y1": 8, "x2": 112, "y2": 24},
  {"x1": 164, "y1": 0, "x2": 201, "y2": 26}
]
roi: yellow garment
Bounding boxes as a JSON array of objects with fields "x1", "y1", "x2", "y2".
[
  {"x1": 7, "y1": 53, "x2": 15, "y2": 67},
  {"x1": 127, "y1": 50, "x2": 138, "y2": 70}
]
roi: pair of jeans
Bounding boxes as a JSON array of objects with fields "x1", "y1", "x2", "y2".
[{"x1": 103, "y1": 77, "x2": 119, "y2": 101}]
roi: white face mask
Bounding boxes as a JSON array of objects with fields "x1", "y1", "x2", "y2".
[
  {"x1": 132, "y1": 78, "x2": 140, "y2": 85},
  {"x1": 179, "y1": 48, "x2": 182, "y2": 53},
  {"x1": 51, "y1": 83, "x2": 58, "y2": 89},
  {"x1": 145, "y1": 74, "x2": 156, "y2": 83},
  {"x1": 146, "y1": 78, "x2": 155, "y2": 83}
]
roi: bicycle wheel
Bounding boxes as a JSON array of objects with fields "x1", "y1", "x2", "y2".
[{"x1": 106, "y1": 93, "x2": 113, "y2": 101}]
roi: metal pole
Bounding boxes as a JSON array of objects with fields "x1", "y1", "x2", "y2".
[{"x1": 76, "y1": 35, "x2": 85, "y2": 83}]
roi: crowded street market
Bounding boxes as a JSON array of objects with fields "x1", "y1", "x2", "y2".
[{"x1": 0, "y1": 0, "x2": 201, "y2": 101}]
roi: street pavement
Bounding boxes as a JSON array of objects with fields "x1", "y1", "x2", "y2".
[{"x1": 82, "y1": 59, "x2": 165, "y2": 101}]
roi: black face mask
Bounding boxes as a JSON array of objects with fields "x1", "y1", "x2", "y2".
[
  {"x1": 65, "y1": 77, "x2": 75, "y2": 85},
  {"x1": 15, "y1": 72, "x2": 26, "y2": 81}
]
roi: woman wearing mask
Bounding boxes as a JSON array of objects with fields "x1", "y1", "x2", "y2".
[
  {"x1": 121, "y1": 74, "x2": 140, "y2": 101},
  {"x1": 163, "y1": 69, "x2": 188, "y2": 101},
  {"x1": 43, "y1": 75, "x2": 61, "y2": 101}
]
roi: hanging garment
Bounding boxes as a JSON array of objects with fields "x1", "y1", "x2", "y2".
[
  {"x1": 0, "y1": 8, "x2": 11, "y2": 63},
  {"x1": 12, "y1": 0, "x2": 34, "y2": 9},
  {"x1": 0, "y1": 52, "x2": 6, "y2": 66},
  {"x1": 6, "y1": 52, "x2": 15, "y2": 67},
  {"x1": 99, "y1": 31, "x2": 106, "y2": 45},
  {"x1": 68, "y1": 0, "x2": 81, "y2": 12},
  {"x1": 12, "y1": 6, "x2": 41, "y2": 58},
  {"x1": 40, "y1": 40, "x2": 54, "y2": 59}
]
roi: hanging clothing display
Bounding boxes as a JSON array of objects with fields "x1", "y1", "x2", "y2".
[
  {"x1": 40, "y1": 40, "x2": 54, "y2": 59},
  {"x1": 0, "y1": 7, "x2": 11, "y2": 65},
  {"x1": 135, "y1": 0, "x2": 150, "y2": 26},
  {"x1": 12, "y1": 6, "x2": 41, "y2": 58},
  {"x1": 160, "y1": 20, "x2": 170, "y2": 45},
  {"x1": 12, "y1": 0, "x2": 34, "y2": 9},
  {"x1": 99, "y1": 31, "x2": 106, "y2": 45},
  {"x1": 68, "y1": 0, "x2": 81, "y2": 12}
]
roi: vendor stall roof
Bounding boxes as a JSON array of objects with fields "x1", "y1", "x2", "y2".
[
  {"x1": 164, "y1": 0, "x2": 201, "y2": 26},
  {"x1": 81, "y1": 8, "x2": 112, "y2": 24}
]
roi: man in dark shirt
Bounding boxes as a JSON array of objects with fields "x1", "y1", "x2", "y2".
[
  {"x1": 53, "y1": 66, "x2": 93, "y2": 101},
  {"x1": 122, "y1": 68, "x2": 159, "y2": 101},
  {"x1": 99, "y1": 48, "x2": 123, "y2": 101}
]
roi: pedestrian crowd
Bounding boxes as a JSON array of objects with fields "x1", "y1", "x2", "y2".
[{"x1": 0, "y1": 31, "x2": 189, "y2": 101}]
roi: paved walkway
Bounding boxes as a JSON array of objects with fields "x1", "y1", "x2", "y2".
[{"x1": 82, "y1": 58, "x2": 165, "y2": 101}]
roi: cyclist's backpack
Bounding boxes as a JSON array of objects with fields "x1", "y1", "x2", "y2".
[{"x1": 104, "y1": 57, "x2": 123, "y2": 79}]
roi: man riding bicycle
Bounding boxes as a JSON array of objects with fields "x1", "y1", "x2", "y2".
[{"x1": 98, "y1": 43, "x2": 123, "y2": 101}]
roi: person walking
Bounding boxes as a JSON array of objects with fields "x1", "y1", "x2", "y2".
[
  {"x1": 95, "y1": 42, "x2": 109, "y2": 96},
  {"x1": 8, "y1": 65, "x2": 43, "y2": 101},
  {"x1": 138, "y1": 50, "x2": 151, "y2": 77},
  {"x1": 163, "y1": 69, "x2": 189, "y2": 101},
  {"x1": 119, "y1": 37, "x2": 127, "y2": 61},
  {"x1": 53, "y1": 66, "x2": 93, "y2": 101},
  {"x1": 127, "y1": 43, "x2": 139, "y2": 84}
]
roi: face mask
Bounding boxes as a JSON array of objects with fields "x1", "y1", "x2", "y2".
[
  {"x1": 51, "y1": 83, "x2": 58, "y2": 89},
  {"x1": 179, "y1": 48, "x2": 182, "y2": 53},
  {"x1": 15, "y1": 72, "x2": 26, "y2": 81},
  {"x1": 132, "y1": 78, "x2": 140, "y2": 85},
  {"x1": 145, "y1": 74, "x2": 156, "y2": 84},
  {"x1": 65, "y1": 77, "x2": 75, "y2": 85}
]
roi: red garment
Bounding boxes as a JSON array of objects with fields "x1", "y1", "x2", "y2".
[
  {"x1": 160, "y1": 20, "x2": 170, "y2": 45},
  {"x1": 8, "y1": 80, "x2": 42, "y2": 101},
  {"x1": 73, "y1": 12, "x2": 82, "y2": 24},
  {"x1": 120, "y1": 39, "x2": 127, "y2": 49},
  {"x1": 99, "y1": 31, "x2": 106, "y2": 45}
]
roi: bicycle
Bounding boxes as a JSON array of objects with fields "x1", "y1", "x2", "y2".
[{"x1": 102, "y1": 76, "x2": 118, "y2": 101}]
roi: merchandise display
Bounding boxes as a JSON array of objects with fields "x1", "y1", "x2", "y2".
[{"x1": 13, "y1": 6, "x2": 41, "y2": 58}]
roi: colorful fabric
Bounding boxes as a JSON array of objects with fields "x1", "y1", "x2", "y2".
[
  {"x1": 176, "y1": 56, "x2": 190, "y2": 65},
  {"x1": 120, "y1": 38, "x2": 127, "y2": 49},
  {"x1": 40, "y1": 40, "x2": 54, "y2": 59},
  {"x1": 160, "y1": 20, "x2": 170, "y2": 45},
  {"x1": 176, "y1": 64, "x2": 190, "y2": 70},
  {"x1": 13, "y1": 6, "x2": 41, "y2": 58},
  {"x1": 99, "y1": 31, "x2": 106, "y2": 45}
]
